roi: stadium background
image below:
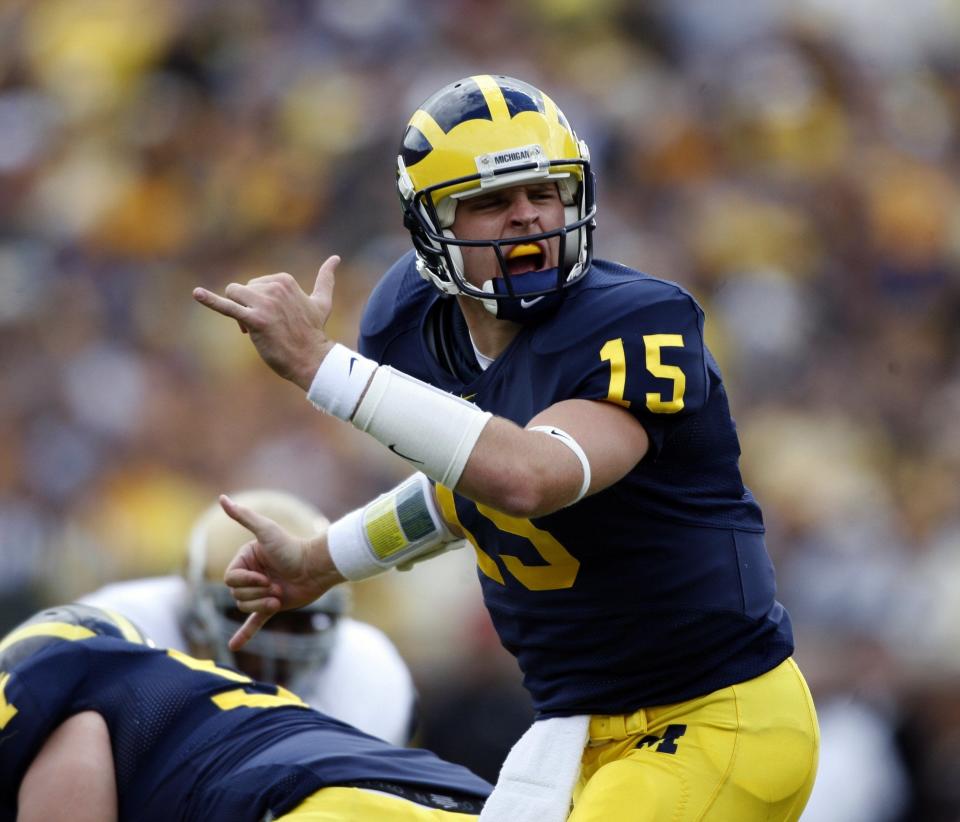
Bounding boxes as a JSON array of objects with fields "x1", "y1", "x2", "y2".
[{"x1": 1, "y1": 1, "x2": 958, "y2": 819}]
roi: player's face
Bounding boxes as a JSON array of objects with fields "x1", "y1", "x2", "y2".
[
  {"x1": 223, "y1": 606, "x2": 331, "y2": 687},
  {"x1": 451, "y1": 182, "x2": 565, "y2": 289}
]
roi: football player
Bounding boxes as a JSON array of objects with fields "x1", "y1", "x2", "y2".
[
  {"x1": 80, "y1": 490, "x2": 416, "y2": 746},
  {"x1": 0, "y1": 604, "x2": 490, "y2": 821},
  {"x1": 193, "y1": 75, "x2": 819, "y2": 821}
]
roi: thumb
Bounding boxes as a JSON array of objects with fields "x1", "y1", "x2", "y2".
[
  {"x1": 312, "y1": 255, "x2": 340, "y2": 302},
  {"x1": 218, "y1": 494, "x2": 275, "y2": 541}
]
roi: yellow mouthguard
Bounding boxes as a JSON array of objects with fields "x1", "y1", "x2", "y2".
[{"x1": 507, "y1": 244, "x2": 541, "y2": 259}]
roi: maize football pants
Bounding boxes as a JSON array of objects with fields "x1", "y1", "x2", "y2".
[{"x1": 569, "y1": 657, "x2": 819, "y2": 821}]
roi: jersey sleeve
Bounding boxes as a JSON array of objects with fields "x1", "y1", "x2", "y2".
[
  {"x1": 555, "y1": 281, "x2": 710, "y2": 455},
  {"x1": 358, "y1": 251, "x2": 426, "y2": 361},
  {"x1": 0, "y1": 643, "x2": 91, "y2": 811}
]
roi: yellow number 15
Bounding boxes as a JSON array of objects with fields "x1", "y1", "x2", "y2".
[{"x1": 601, "y1": 335, "x2": 686, "y2": 414}]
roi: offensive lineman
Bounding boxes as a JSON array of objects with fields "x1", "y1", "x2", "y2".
[
  {"x1": 0, "y1": 604, "x2": 489, "y2": 821},
  {"x1": 193, "y1": 75, "x2": 819, "y2": 821}
]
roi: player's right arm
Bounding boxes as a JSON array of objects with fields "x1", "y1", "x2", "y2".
[
  {"x1": 17, "y1": 712, "x2": 118, "y2": 822},
  {"x1": 220, "y1": 473, "x2": 463, "y2": 652}
]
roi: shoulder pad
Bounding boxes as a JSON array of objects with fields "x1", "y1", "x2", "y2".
[
  {"x1": 359, "y1": 251, "x2": 433, "y2": 342},
  {"x1": 531, "y1": 260, "x2": 703, "y2": 355}
]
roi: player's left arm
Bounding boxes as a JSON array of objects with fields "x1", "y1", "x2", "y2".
[
  {"x1": 456, "y1": 398, "x2": 649, "y2": 518},
  {"x1": 454, "y1": 286, "x2": 708, "y2": 518}
]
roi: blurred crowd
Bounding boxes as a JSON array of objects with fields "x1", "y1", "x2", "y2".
[{"x1": 1, "y1": 1, "x2": 959, "y2": 819}]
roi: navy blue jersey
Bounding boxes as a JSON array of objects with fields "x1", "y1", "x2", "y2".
[
  {"x1": 0, "y1": 636, "x2": 490, "y2": 822},
  {"x1": 360, "y1": 253, "x2": 794, "y2": 716}
]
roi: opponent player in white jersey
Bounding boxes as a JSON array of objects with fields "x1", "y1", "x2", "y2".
[{"x1": 81, "y1": 489, "x2": 416, "y2": 746}]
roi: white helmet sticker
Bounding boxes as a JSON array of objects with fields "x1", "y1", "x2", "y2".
[{"x1": 475, "y1": 144, "x2": 549, "y2": 179}]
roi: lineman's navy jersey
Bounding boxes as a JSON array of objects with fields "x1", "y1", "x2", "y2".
[
  {"x1": 360, "y1": 253, "x2": 794, "y2": 716},
  {"x1": 0, "y1": 636, "x2": 491, "y2": 821}
]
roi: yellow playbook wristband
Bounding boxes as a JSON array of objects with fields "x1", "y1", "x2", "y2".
[{"x1": 327, "y1": 473, "x2": 458, "y2": 580}]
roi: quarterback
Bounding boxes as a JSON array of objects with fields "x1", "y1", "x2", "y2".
[
  {"x1": 194, "y1": 75, "x2": 820, "y2": 821},
  {"x1": 0, "y1": 604, "x2": 490, "y2": 821}
]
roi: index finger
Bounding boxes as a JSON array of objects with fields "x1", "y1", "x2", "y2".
[
  {"x1": 193, "y1": 287, "x2": 251, "y2": 323},
  {"x1": 228, "y1": 611, "x2": 272, "y2": 652}
]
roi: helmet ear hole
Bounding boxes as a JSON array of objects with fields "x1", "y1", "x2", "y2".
[{"x1": 402, "y1": 208, "x2": 419, "y2": 232}]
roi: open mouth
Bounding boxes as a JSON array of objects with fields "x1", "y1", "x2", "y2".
[{"x1": 505, "y1": 243, "x2": 545, "y2": 276}]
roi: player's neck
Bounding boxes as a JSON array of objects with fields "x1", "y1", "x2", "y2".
[{"x1": 456, "y1": 295, "x2": 521, "y2": 361}]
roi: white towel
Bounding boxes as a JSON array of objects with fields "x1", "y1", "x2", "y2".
[{"x1": 479, "y1": 715, "x2": 590, "y2": 822}]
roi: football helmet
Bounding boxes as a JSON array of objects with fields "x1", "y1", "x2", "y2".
[
  {"x1": 0, "y1": 603, "x2": 150, "y2": 670},
  {"x1": 182, "y1": 490, "x2": 349, "y2": 690},
  {"x1": 397, "y1": 74, "x2": 596, "y2": 323}
]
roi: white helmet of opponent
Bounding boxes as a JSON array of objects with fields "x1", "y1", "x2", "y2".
[{"x1": 182, "y1": 489, "x2": 349, "y2": 690}]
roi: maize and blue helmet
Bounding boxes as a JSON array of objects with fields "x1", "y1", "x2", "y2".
[
  {"x1": 0, "y1": 603, "x2": 151, "y2": 671},
  {"x1": 397, "y1": 75, "x2": 596, "y2": 324}
]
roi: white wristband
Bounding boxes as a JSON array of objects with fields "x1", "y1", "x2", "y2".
[
  {"x1": 528, "y1": 425, "x2": 591, "y2": 505},
  {"x1": 352, "y1": 366, "x2": 492, "y2": 488},
  {"x1": 327, "y1": 473, "x2": 457, "y2": 580},
  {"x1": 306, "y1": 343, "x2": 378, "y2": 421}
]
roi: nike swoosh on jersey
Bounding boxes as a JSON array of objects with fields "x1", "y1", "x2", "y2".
[
  {"x1": 519, "y1": 296, "x2": 544, "y2": 308},
  {"x1": 348, "y1": 357, "x2": 357, "y2": 376},
  {"x1": 388, "y1": 444, "x2": 425, "y2": 463},
  {"x1": 461, "y1": 393, "x2": 477, "y2": 402}
]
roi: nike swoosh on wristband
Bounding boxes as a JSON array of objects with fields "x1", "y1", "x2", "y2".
[
  {"x1": 388, "y1": 444, "x2": 425, "y2": 463},
  {"x1": 348, "y1": 356, "x2": 357, "y2": 376},
  {"x1": 519, "y1": 296, "x2": 544, "y2": 308}
]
